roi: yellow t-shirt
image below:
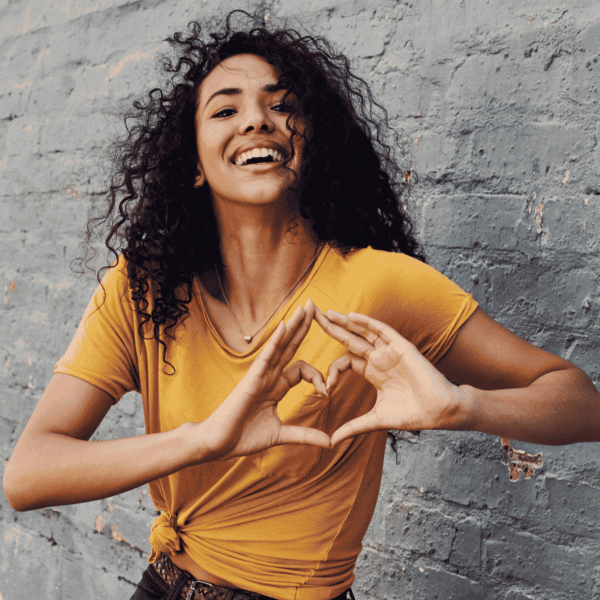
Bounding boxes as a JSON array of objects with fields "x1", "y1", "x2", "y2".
[{"x1": 55, "y1": 246, "x2": 478, "y2": 600}]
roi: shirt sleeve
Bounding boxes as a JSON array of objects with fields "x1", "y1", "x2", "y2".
[
  {"x1": 371, "y1": 252, "x2": 479, "y2": 364},
  {"x1": 54, "y1": 259, "x2": 140, "y2": 402}
]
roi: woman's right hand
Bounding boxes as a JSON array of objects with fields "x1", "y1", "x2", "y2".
[{"x1": 194, "y1": 299, "x2": 331, "y2": 462}]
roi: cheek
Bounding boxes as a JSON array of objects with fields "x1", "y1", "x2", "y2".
[
  {"x1": 204, "y1": 129, "x2": 221, "y2": 147},
  {"x1": 196, "y1": 123, "x2": 221, "y2": 161}
]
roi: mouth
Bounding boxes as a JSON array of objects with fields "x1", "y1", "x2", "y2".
[{"x1": 232, "y1": 147, "x2": 286, "y2": 166}]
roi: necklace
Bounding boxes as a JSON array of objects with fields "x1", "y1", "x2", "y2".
[{"x1": 214, "y1": 242, "x2": 323, "y2": 344}]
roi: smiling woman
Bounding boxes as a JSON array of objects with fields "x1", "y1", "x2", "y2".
[{"x1": 3, "y1": 9, "x2": 600, "y2": 600}]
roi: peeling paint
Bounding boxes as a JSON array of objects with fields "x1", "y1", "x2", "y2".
[
  {"x1": 527, "y1": 192, "x2": 536, "y2": 214},
  {"x1": 66, "y1": 184, "x2": 80, "y2": 197},
  {"x1": 94, "y1": 514, "x2": 104, "y2": 533},
  {"x1": 562, "y1": 169, "x2": 569, "y2": 184},
  {"x1": 108, "y1": 51, "x2": 152, "y2": 78},
  {"x1": 535, "y1": 200, "x2": 544, "y2": 234},
  {"x1": 501, "y1": 438, "x2": 544, "y2": 482},
  {"x1": 111, "y1": 524, "x2": 125, "y2": 542}
]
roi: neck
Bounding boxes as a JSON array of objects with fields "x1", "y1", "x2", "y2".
[{"x1": 209, "y1": 200, "x2": 319, "y2": 331}]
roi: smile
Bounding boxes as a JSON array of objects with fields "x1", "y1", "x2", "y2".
[{"x1": 234, "y1": 147, "x2": 285, "y2": 166}]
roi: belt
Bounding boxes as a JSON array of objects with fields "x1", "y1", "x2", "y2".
[{"x1": 152, "y1": 555, "x2": 353, "y2": 600}]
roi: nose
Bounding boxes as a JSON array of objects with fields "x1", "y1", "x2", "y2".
[{"x1": 238, "y1": 104, "x2": 275, "y2": 135}]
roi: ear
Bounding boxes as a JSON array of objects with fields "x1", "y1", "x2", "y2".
[{"x1": 193, "y1": 163, "x2": 206, "y2": 188}]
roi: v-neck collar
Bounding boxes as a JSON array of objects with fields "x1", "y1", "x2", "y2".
[{"x1": 193, "y1": 244, "x2": 331, "y2": 358}]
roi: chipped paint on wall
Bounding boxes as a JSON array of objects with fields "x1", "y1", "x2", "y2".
[{"x1": 535, "y1": 200, "x2": 545, "y2": 234}]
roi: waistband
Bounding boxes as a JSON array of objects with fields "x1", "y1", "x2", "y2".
[{"x1": 152, "y1": 556, "x2": 354, "y2": 600}]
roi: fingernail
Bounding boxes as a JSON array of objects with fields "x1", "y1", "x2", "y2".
[{"x1": 325, "y1": 376, "x2": 331, "y2": 390}]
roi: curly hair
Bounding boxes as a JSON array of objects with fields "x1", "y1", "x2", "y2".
[{"x1": 81, "y1": 10, "x2": 425, "y2": 447}]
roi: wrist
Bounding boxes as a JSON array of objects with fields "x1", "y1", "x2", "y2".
[
  {"x1": 178, "y1": 421, "x2": 213, "y2": 466},
  {"x1": 453, "y1": 384, "x2": 480, "y2": 432}
]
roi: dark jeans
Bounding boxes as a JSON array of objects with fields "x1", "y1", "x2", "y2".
[{"x1": 129, "y1": 564, "x2": 354, "y2": 600}]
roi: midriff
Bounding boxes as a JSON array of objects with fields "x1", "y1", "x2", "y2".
[{"x1": 169, "y1": 551, "x2": 241, "y2": 589}]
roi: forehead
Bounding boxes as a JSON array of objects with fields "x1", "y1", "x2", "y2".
[{"x1": 198, "y1": 54, "x2": 280, "y2": 105}]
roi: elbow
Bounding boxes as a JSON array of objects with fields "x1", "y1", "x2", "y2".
[
  {"x1": 3, "y1": 471, "x2": 22, "y2": 511},
  {"x1": 3, "y1": 464, "x2": 37, "y2": 512}
]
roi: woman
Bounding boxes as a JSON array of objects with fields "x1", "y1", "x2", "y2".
[{"x1": 3, "y1": 12, "x2": 600, "y2": 600}]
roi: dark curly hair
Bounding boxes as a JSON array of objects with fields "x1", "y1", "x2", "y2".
[{"x1": 81, "y1": 10, "x2": 425, "y2": 448}]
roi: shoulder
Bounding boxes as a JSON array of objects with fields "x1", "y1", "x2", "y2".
[
  {"x1": 95, "y1": 255, "x2": 130, "y2": 293},
  {"x1": 319, "y1": 246, "x2": 456, "y2": 295}
]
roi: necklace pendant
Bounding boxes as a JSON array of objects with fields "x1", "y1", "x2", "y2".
[{"x1": 244, "y1": 335, "x2": 252, "y2": 343}]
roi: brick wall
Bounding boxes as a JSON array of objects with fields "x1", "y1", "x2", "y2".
[{"x1": 1, "y1": 1, "x2": 599, "y2": 598}]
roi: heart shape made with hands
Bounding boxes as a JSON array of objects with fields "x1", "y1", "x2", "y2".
[{"x1": 207, "y1": 299, "x2": 458, "y2": 462}]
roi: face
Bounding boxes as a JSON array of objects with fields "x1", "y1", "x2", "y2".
[{"x1": 195, "y1": 53, "x2": 304, "y2": 209}]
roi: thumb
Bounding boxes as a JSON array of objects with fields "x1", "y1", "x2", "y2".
[
  {"x1": 277, "y1": 425, "x2": 331, "y2": 448},
  {"x1": 330, "y1": 412, "x2": 384, "y2": 446}
]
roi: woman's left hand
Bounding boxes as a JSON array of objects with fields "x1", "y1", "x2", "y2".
[{"x1": 314, "y1": 308, "x2": 465, "y2": 445}]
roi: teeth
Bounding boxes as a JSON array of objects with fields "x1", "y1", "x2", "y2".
[{"x1": 235, "y1": 147, "x2": 284, "y2": 165}]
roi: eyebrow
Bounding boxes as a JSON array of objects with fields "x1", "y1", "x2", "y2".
[{"x1": 203, "y1": 82, "x2": 287, "y2": 111}]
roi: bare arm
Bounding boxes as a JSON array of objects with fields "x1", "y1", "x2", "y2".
[
  {"x1": 3, "y1": 302, "x2": 329, "y2": 512},
  {"x1": 315, "y1": 307, "x2": 600, "y2": 446},
  {"x1": 437, "y1": 308, "x2": 600, "y2": 445},
  {"x1": 2, "y1": 373, "x2": 202, "y2": 511}
]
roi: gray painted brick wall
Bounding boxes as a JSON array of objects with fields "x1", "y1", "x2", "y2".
[{"x1": 1, "y1": 1, "x2": 599, "y2": 598}]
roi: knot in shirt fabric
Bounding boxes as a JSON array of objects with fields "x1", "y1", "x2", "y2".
[{"x1": 149, "y1": 511, "x2": 182, "y2": 560}]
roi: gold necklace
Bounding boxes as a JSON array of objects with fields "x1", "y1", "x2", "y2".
[{"x1": 214, "y1": 242, "x2": 323, "y2": 344}]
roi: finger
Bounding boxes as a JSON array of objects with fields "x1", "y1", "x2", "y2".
[
  {"x1": 278, "y1": 303, "x2": 314, "y2": 367},
  {"x1": 330, "y1": 412, "x2": 384, "y2": 445},
  {"x1": 282, "y1": 360, "x2": 328, "y2": 396},
  {"x1": 324, "y1": 310, "x2": 380, "y2": 345},
  {"x1": 326, "y1": 352, "x2": 367, "y2": 391},
  {"x1": 280, "y1": 304, "x2": 306, "y2": 348},
  {"x1": 314, "y1": 306, "x2": 374, "y2": 358},
  {"x1": 346, "y1": 312, "x2": 413, "y2": 351},
  {"x1": 277, "y1": 425, "x2": 331, "y2": 448},
  {"x1": 304, "y1": 297, "x2": 316, "y2": 320},
  {"x1": 264, "y1": 306, "x2": 305, "y2": 368},
  {"x1": 256, "y1": 320, "x2": 288, "y2": 370}
]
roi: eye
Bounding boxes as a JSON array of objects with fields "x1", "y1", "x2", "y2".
[
  {"x1": 212, "y1": 108, "x2": 236, "y2": 119},
  {"x1": 271, "y1": 103, "x2": 293, "y2": 113}
]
